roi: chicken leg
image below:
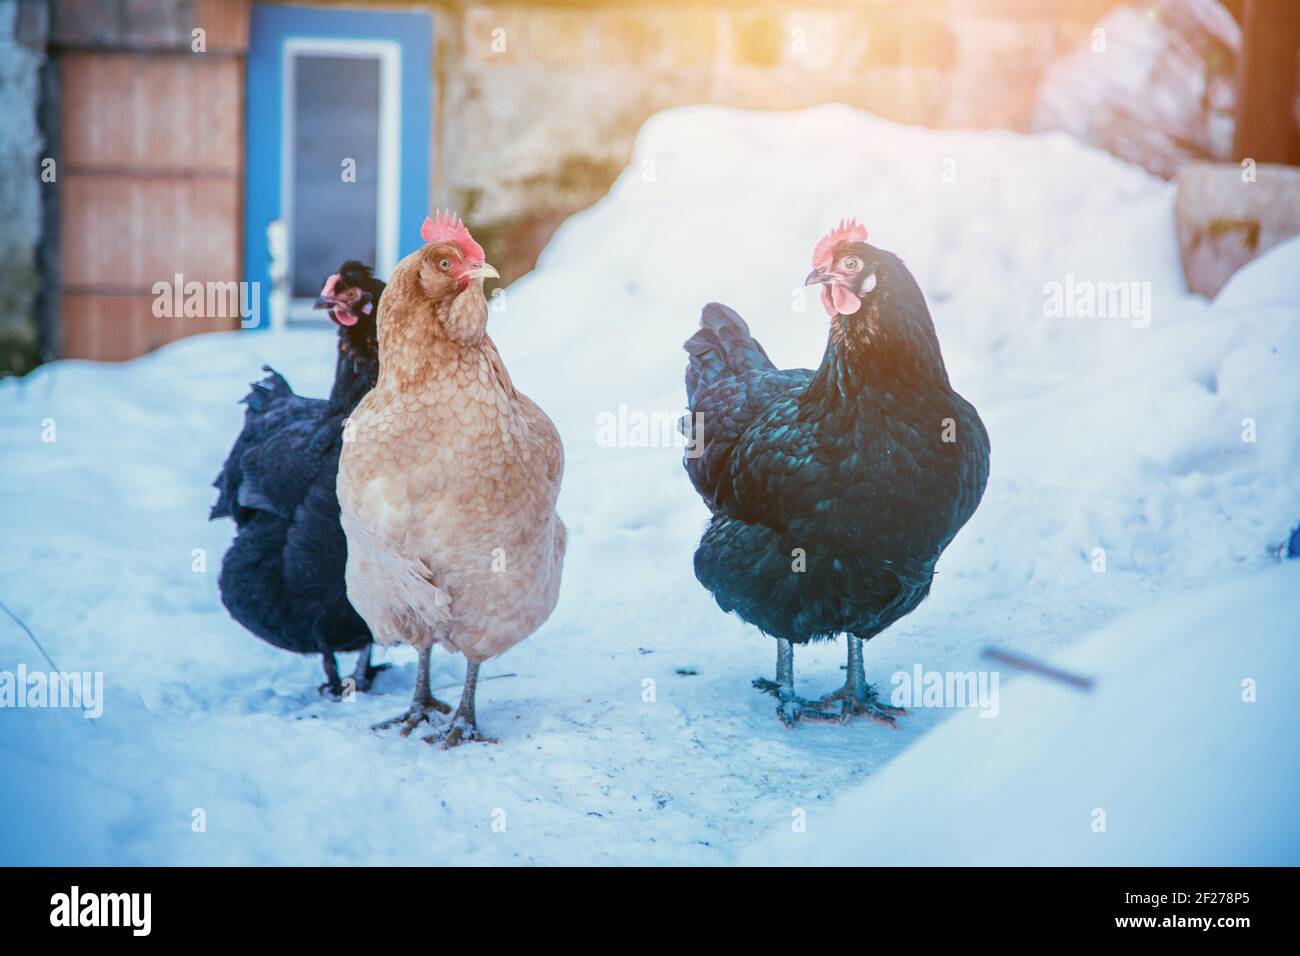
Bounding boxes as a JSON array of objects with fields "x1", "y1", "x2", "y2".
[
  {"x1": 319, "y1": 652, "x2": 345, "y2": 698},
  {"x1": 819, "y1": 636, "x2": 907, "y2": 726},
  {"x1": 752, "y1": 638, "x2": 841, "y2": 726},
  {"x1": 372, "y1": 645, "x2": 452, "y2": 735},
  {"x1": 349, "y1": 645, "x2": 390, "y2": 693},
  {"x1": 424, "y1": 658, "x2": 497, "y2": 748},
  {"x1": 321, "y1": 647, "x2": 391, "y2": 698}
]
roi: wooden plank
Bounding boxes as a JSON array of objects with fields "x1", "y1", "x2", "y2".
[
  {"x1": 62, "y1": 54, "x2": 134, "y2": 167},
  {"x1": 139, "y1": 56, "x2": 194, "y2": 169},
  {"x1": 197, "y1": 58, "x2": 244, "y2": 172},
  {"x1": 60, "y1": 52, "x2": 241, "y2": 172},
  {"x1": 60, "y1": 172, "x2": 132, "y2": 290},
  {"x1": 192, "y1": 178, "x2": 242, "y2": 280},
  {"x1": 138, "y1": 177, "x2": 191, "y2": 285},
  {"x1": 62, "y1": 294, "x2": 238, "y2": 361},
  {"x1": 62, "y1": 295, "x2": 150, "y2": 362},
  {"x1": 62, "y1": 174, "x2": 240, "y2": 289}
]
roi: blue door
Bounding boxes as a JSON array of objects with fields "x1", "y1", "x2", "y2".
[{"x1": 244, "y1": 4, "x2": 432, "y2": 329}]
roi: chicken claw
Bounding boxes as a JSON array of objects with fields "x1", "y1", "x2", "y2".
[
  {"x1": 371, "y1": 699, "x2": 452, "y2": 736},
  {"x1": 422, "y1": 716, "x2": 498, "y2": 749},
  {"x1": 371, "y1": 645, "x2": 451, "y2": 734},
  {"x1": 751, "y1": 640, "x2": 839, "y2": 726},
  {"x1": 817, "y1": 683, "x2": 907, "y2": 727},
  {"x1": 752, "y1": 677, "x2": 840, "y2": 727},
  {"x1": 814, "y1": 636, "x2": 907, "y2": 726}
]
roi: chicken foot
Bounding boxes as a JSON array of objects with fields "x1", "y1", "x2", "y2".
[
  {"x1": 371, "y1": 645, "x2": 452, "y2": 735},
  {"x1": 818, "y1": 636, "x2": 907, "y2": 726},
  {"x1": 752, "y1": 638, "x2": 842, "y2": 727},
  {"x1": 423, "y1": 658, "x2": 498, "y2": 748}
]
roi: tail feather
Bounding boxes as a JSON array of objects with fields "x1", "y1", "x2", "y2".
[
  {"x1": 684, "y1": 303, "x2": 774, "y2": 404},
  {"x1": 243, "y1": 365, "x2": 292, "y2": 413},
  {"x1": 210, "y1": 366, "x2": 310, "y2": 522}
]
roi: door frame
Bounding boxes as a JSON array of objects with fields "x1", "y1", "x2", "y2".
[{"x1": 244, "y1": 3, "x2": 432, "y2": 330}]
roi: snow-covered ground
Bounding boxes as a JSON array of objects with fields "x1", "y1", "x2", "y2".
[
  {"x1": 745, "y1": 562, "x2": 1300, "y2": 866},
  {"x1": 2, "y1": 105, "x2": 1297, "y2": 865}
]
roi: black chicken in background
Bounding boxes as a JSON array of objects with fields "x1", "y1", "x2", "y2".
[
  {"x1": 683, "y1": 221, "x2": 989, "y2": 726},
  {"x1": 210, "y1": 261, "x2": 387, "y2": 696}
]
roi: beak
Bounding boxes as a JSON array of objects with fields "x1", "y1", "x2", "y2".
[
  {"x1": 313, "y1": 295, "x2": 334, "y2": 310},
  {"x1": 465, "y1": 262, "x2": 500, "y2": 281},
  {"x1": 805, "y1": 268, "x2": 829, "y2": 286}
]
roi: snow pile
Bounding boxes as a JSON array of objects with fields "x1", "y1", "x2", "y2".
[
  {"x1": 1, "y1": 105, "x2": 1297, "y2": 865},
  {"x1": 1214, "y1": 234, "x2": 1300, "y2": 312},
  {"x1": 744, "y1": 562, "x2": 1300, "y2": 866}
]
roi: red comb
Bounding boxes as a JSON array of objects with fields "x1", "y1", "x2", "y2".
[
  {"x1": 420, "y1": 209, "x2": 485, "y2": 263},
  {"x1": 812, "y1": 219, "x2": 868, "y2": 270}
]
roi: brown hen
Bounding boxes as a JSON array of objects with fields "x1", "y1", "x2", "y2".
[{"x1": 337, "y1": 211, "x2": 566, "y2": 747}]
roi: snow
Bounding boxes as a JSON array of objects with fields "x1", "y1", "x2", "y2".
[
  {"x1": 744, "y1": 562, "x2": 1300, "y2": 866},
  {"x1": 2, "y1": 104, "x2": 1297, "y2": 865},
  {"x1": 1214, "y1": 234, "x2": 1300, "y2": 312}
]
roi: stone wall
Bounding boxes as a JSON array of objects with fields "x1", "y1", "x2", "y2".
[
  {"x1": 433, "y1": 0, "x2": 1124, "y2": 281},
  {"x1": 0, "y1": 0, "x2": 48, "y2": 374}
]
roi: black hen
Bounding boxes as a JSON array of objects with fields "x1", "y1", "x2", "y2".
[
  {"x1": 211, "y1": 261, "x2": 386, "y2": 696},
  {"x1": 683, "y1": 221, "x2": 989, "y2": 725}
]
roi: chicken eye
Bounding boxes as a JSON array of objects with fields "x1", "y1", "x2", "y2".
[
  {"x1": 843, "y1": 257, "x2": 860, "y2": 271},
  {"x1": 438, "y1": 258, "x2": 452, "y2": 271}
]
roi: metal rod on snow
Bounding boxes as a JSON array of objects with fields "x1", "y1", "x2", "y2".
[
  {"x1": 981, "y1": 647, "x2": 1094, "y2": 691},
  {"x1": 0, "y1": 596, "x2": 63, "y2": 674}
]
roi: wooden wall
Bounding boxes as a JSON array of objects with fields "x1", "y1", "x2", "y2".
[{"x1": 53, "y1": 0, "x2": 249, "y2": 361}]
